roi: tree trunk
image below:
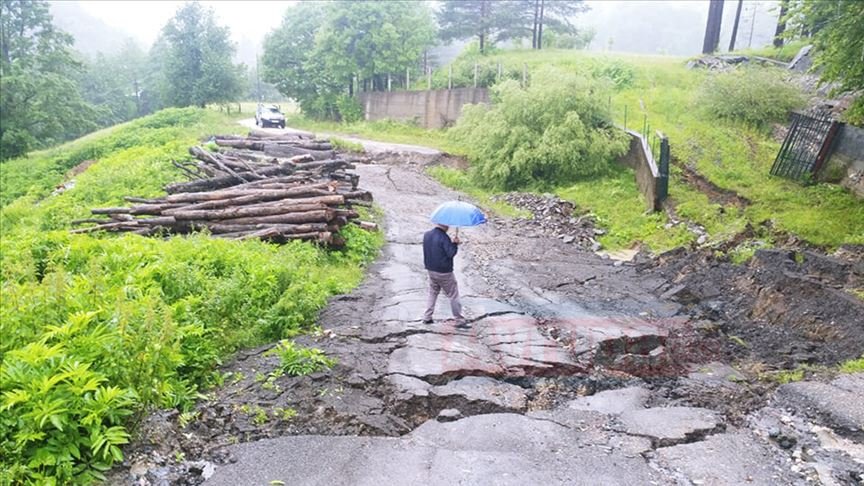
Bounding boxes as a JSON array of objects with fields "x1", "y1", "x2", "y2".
[
  {"x1": 702, "y1": 0, "x2": 724, "y2": 54},
  {"x1": 538, "y1": 0, "x2": 545, "y2": 50},
  {"x1": 532, "y1": 0, "x2": 540, "y2": 49},
  {"x1": 728, "y1": 0, "x2": 743, "y2": 51},
  {"x1": 773, "y1": 0, "x2": 789, "y2": 47}
]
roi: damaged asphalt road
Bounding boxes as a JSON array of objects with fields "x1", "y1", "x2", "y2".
[{"x1": 113, "y1": 159, "x2": 864, "y2": 486}]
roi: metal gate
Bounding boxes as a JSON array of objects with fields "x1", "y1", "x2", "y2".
[{"x1": 771, "y1": 112, "x2": 840, "y2": 181}]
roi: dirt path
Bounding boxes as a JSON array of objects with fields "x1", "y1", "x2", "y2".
[{"x1": 113, "y1": 126, "x2": 863, "y2": 485}]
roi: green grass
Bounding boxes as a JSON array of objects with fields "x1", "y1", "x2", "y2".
[
  {"x1": 557, "y1": 168, "x2": 694, "y2": 252},
  {"x1": 441, "y1": 49, "x2": 863, "y2": 249},
  {"x1": 839, "y1": 356, "x2": 864, "y2": 374},
  {"x1": 329, "y1": 137, "x2": 365, "y2": 153},
  {"x1": 735, "y1": 40, "x2": 809, "y2": 63},
  {"x1": 0, "y1": 107, "x2": 382, "y2": 484},
  {"x1": 426, "y1": 166, "x2": 529, "y2": 219}
]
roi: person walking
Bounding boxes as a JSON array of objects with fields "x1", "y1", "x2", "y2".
[{"x1": 422, "y1": 223, "x2": 467, "y2": 328}]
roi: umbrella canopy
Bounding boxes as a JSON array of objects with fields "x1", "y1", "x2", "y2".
[{"x1": 430, "y1": 201, "x2": 487, "y2": 227}]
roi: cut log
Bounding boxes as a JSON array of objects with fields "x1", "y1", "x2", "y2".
[
  {"x1": 354, "y1": 221, "x2": 379, "y2": 231},
  {"x1": 263, "y1": 143, "x2": 334, "y2": 160},
  {"x1": 206, "y1": 222, "x2": 329, "y2": 235},
  {"x1": 248, "y1": 128, "x2": 314, "y2": 140},
  {"x1": 215, "y1": 209, "x2": 334, "y2": 225},
  {"x1": 169, "y1": 203, "x2": 327, "y2": 221}
]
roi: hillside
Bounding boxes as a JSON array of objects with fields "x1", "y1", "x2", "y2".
[
  {"x1": 285, "y1": 49, "x2": 864, "y2": 253},
  {"x1": 0, "y1": 108, "x2": 381, "y2": 483}
]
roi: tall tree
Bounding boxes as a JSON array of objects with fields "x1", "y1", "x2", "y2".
[
  {"x1": 437, "y1": 0, "x2": 500, "y2": 53},
  {"x1": 157, "y1": 2, "x2": 243, "y2": 108},
  {"x1": 531, "y1": 0, "x2": 588, "y2": 49},
  {"x1": 262, "y1": 2, "x2": 334, "y2": 116},
  {"x1": 0, "y1": 0, "x2": 98, "y2": 160},
  {"x1": 264, "y1": 1, "x2": 435, "y2": 119}
]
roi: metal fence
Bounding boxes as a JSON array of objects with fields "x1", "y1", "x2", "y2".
[{"x1": 771, "y1": 111, "x2": 841, "y2": 181}]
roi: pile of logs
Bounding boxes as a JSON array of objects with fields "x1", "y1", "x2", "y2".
[{"x1": 73, "y1": 131, "x2": 375, "y2": 247}]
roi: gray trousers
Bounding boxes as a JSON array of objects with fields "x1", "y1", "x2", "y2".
[{"x1": 424, "y1": 271, "x2": 463, "y2": 321}]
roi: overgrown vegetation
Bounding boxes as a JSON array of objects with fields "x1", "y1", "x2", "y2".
[
  {"x1": 450, "y1": 68, "x2": 628, "y2": 190},
  {"x1": 697, "y1": 68, "x2": 805, "y2": 128},
  {"x1": 0, "y1": 108, "x2": 381, "y2": 484},
  {"x1": 789, "y1": 0, "x2": 864, "y2": 126}
]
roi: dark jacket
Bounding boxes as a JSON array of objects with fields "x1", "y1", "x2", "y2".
[{"x1": 423, "y1": 227, "x2": 458, "y2": 273}]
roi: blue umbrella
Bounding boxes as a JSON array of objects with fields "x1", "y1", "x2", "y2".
[{"x1": 430, "y1": 201, "x2": 487, "y2": 228}]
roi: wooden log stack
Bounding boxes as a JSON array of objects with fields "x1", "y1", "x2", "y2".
[{"x1": 74, "y1": 132, "x2": 376, "y2": 247}]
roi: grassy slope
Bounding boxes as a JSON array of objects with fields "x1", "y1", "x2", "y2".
[
  {"x1": 0, "y1": 107, "x2": 382, "y2": 483},
  {"x1": 290, "y1": 49, "x2": 863, "y2": 251}
]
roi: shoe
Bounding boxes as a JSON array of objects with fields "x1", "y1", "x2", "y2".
[
  {"x1": 422, "y1": 319, "x2": 433, "y2": 324},
  {"x1": 455, "y1": 320, "x2": 470, "y2": 329}
]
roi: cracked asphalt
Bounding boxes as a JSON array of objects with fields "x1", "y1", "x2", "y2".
[{"x1": 114, "y1": 129, "x2": 863, "y2": 486}]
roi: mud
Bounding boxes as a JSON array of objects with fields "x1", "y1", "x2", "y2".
[
  {"x1": 642, "y1": 246, "x2": 864, "y2": 368},
  {"x1": 109, "y1": 139, "x2": 864, "y2": 485}
]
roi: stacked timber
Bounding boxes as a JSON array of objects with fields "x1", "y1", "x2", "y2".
[{"x1": 74, "y1": 132, "x2": 375, "y2": 247}]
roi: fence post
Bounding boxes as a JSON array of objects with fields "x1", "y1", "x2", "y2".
[
  {"x1": 448, "y1": 65, "x2": 452, "y2": 89},
  {"x1": 497, "y1": 62, "x2": 502, "y2": 82},
  {"x1": 657, "y1": 132, "x2": 670, "y2": 202},
  {"x1": 387, "y1": 74, "x2": 392, "y2": 92},
  {"x1": 406, "y1": 68, "x2": 410, "y2": 90},
  {"x1": 427, "y1": 67, "x2": 432, "y2": 90},
  {"x1": 474, "y1": 63, "x2": 478, "y2": 88}
]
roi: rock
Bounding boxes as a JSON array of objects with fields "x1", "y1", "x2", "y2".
[
  {"x1": 652, "y1": 433, "x2": 799, "y2": 486},
  {"x1": 775, "y1": 373, "x2": 864, "y2": 441},
  {"x1": 562, "y1": 235, "x2": 575, "y2": 244},
  {"x1": 617, "y1": 407, "x2": 722, "y2": 447},
  {"x1": 430, "y1": 376, "x2": 527, "y2": 411},
  {"x1": 437, "y1": 408, "x2": 463, "y2": 422},
  {"x1": 696, "y1": 234, "x2": 708, "y2": 245},
  {"x1": 567, "y1": 387, "x2": 650, "y2": 415}
]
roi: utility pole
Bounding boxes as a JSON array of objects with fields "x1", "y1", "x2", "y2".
[
  {"x1": 701, "y1": 0, "x2": 724, "y2": 54},
  {"x1": 728, "y1": 0, "x2": 743, "y2": 51}
]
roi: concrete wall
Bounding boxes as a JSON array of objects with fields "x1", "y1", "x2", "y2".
[
  {"x1": 820, "y1": 124, "x2": 864, "y2": 198},
  {"x1": 358, "y1": 88, "x2": 490, "y2": 129},
  {"x1": 617, "y1": 130, "x2": 663, "y2": 212}
]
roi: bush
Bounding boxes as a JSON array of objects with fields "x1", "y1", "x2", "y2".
[
  {"x1": 448, "y1": 69, "x2": 629, "y2": 190},
  {"x1": 697, "y1": 67, "x2": 805, "y2": 127}
]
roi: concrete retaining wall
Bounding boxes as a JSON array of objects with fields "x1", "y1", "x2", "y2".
[
  {"x1": 820, "y1": 124, "x2": 864, "y2": 198},
  {"x1": 618, "y1": 130, "x2": 663, "y2": 212},
  {"x1": 358, "y1": 88, "x2": 490, "y2": 129}
]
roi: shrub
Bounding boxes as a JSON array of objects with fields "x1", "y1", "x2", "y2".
[
  {"x1": 267, "y1": 340, "x2": 336, "y2": 376},
  {"x1": 448, "y1": 68, "x2": 629, "y2": 190},
  {"x1": 697, "y1": 67, "x2": 805, "y2": 128}
]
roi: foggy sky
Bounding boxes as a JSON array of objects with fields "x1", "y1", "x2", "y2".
[{"x1": 50, "y1": 0, "x2": 785, "y2": 64}]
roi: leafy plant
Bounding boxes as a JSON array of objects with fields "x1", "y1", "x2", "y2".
[
  {"x1": 449, "y1": 68, "x2": 628, "y2": 190},
  {"x1": 696, "y1": 67, "x2": 805, "y2": 128},
  {"x1": 267, "y1": 340, "x2": 336, "y2": 377}
]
